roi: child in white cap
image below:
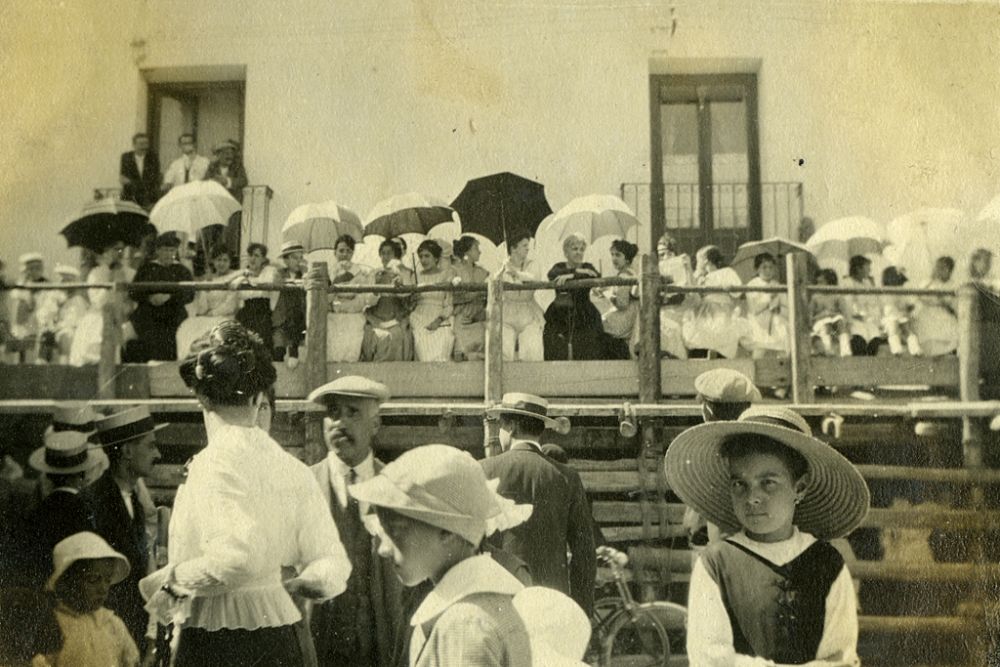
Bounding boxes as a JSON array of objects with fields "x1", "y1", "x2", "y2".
[{"x1": 47, "y1": 531, "x2": 139, "y2": 667}]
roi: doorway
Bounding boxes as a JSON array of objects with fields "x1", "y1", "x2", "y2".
[
  {"x1": 649, "y1": 74, "x2": 762, "y2": 258},
  {"x1": 147, "y1": 81, "x2": 245, "y2": 171}
]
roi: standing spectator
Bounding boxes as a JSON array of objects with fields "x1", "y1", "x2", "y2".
[
  {"x1": 272, "y1": 241, "x2": 308, "y2": 366},
  {"x1": 128, "y1": 233, "x2": 194, "y2": 362},
  {"x1": 912, "y1": 256, "x2": 958, "y2": 356},
  {"x1": 203, "y1": 139, "x2": 249, "y2": 257},
  {"x1": 481, "y1": 393, "x2": 596, "y2": 616},
  {"x1": 361, "y1": 238, "x2": 415, "y2": 362},
  {"x1": 593, "y1": 239, "x2": 639, "y2": 359},
  {"x1": 497, "y1": 232, "x2": 544, "y2": 361},
  {"x1": 9, "y1": 252, "x2": 48, "y2": 358},
  {"x1": 540, "y1": 444, "x2": 606, "y2": 548},
  {"x1": 86, "y1": 407, "x2": 165, "y2": 650},
  {"x1": 162, "y1": 133, "x2": 210, "y2": 192},
  {"x1": 745, "y1": 253, "x2": 789, "y2": 359},
  {"x1": 410, "y1": 240, "x2": 455, "y2": 361},
  {"x1": 543, "y1": 234, "x2": 605, "y2": 360},
  {"x1": 69, "y1": 242, "x2": 132, "y2": 367},
  {"x1": 451, "y1": 236, "x2": 489, "y2": 361},
  {"x1": 119, "y1": 133, "x2": 161, "y2": 210},
  {"x1": 139, "y1": 321, "x2": 351, "y2": 666},
  {"x1": 326, "y1": 235, "x2": 374, "y2": 363},
  {"x1": 683, "y1": 245, "x2": 750, "y2": 359},
  {"x1": 233, "y1": 242, "x2": 280, "y2": 353},
  {"x1": 656, "y1": 233, "x2": 692, "y2": 359},
  {"x1": 842, "y1": 255, "x2": 883, "y2": 356},
  {"x1": 306, "y1": 376, "x2": 404, "y2": 667},
  {"x1": 15, "y1": 432, "x2": 102, "y2": 588}
]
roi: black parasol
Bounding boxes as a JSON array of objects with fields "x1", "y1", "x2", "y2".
[
  {"x1": 450, "y1": 172, "x2": 552, "y2": 246},
  {"x1": 61, "y1": 198, "x2": 154, "y2": 252}
]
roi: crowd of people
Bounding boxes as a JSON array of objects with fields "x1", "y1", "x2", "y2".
[{"x1": 0, "y1": 320, "x2": 877, "y2": 666}]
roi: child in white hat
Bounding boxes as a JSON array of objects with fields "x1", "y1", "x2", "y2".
[
  {"x1": 47, "y1": 532, "x2": 139, "y2": 667},
  {"x1": 350, "y1": 444, "x2": 536, "y2": 667},
  {"x1": 666, "y1": 408, "x2": 869, "y2": 665}
]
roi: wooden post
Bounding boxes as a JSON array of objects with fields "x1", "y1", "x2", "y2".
[
  {"x1": 637, "y1": 253, "x2": 662, "y2": 601},
  {"x1": 483, "y1": 275, "x2": 504, "y2": 458},
  {"x1": 304, "y1": 261, "x2": 330, "y2": 464},
  {"x1": 786, "y1": 252, "x2": 813, "y2": 403},
  {"x1": 956, "y1": 283, "x2": 989, "y2": 665},
  {"x1": 96, "y1": 284, "x2": 121, "y2": 400}
]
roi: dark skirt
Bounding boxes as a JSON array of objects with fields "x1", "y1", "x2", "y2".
[
  {"x1": 175, "y1": 625, "x2": 302, "y2": 667},
  {"x1": 237, "y1": 297, "x2": 274, "y2": 351}
]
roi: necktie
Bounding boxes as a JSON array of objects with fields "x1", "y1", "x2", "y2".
[
  {"x1": 346, "y1": 468, "x2": 359, "y2": 514},
  {"x1": 184, "y1": 164, "x2": 190, "y2": 183},
  {"x1": 131, "y1": 489, "x2": 148, "y2": 565}
]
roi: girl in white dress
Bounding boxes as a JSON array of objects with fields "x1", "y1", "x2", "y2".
[
  {"x1": 176, "y1": 248, "x2": 241, "y2": 357},
  {"x1": 68, "y1": 242, "x2": 132, "y2": 366},
  {"x1": 497, "y1": 233, "x2": 544, "y2": 361},
  {"x1": 912, "y1": 256, "x2": 957, "y2": 356},
  {"x1": 593, "y1": 239, "x2": 639, "y2": 359},
  {"x1": 683, "y1": 245, "x2": 750, "y2": 359},
  {"x1": 880, "y1": 266, "x2": 921, "y2": 356},
  {"x1": 326, "y1": 235, "x2": 374, "y2": 362},
  {"x1": 842, "y1": 255, "x2": 883, "y2": 356},
  {"x1": 745, "y1": 253, "x2": 789, "y2": 358},
  {"x1": 410, "y1": 240, "x2": 455, "y2": 361},
  {"x1": 656, "y1": 234, "x2": 692, "y2": 359}
]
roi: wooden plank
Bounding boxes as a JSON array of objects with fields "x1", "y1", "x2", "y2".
[
  {"x1": 856, "y1": 464, "x2": 1000, "y2": 485},
  {"x1": 304, "y1": 260, "x2": 330, "y2": 464},
  {"x1": 0, "y1": 366, "x2": 98, "y2": 400},
  {"x1": 754, "y1": 357, "x2": 790, "y2": 387},
  {"x1": 505, "y1": 362, "x2": 638, "y2": 397},
  {"x1": 327, "y1": 362, "x2": 484, "y2": 398},
  {"x1": 787, "y1": 253, "x2": 814, "y2": 402},
  {"x1": 858, "y1": 616, "x2": 977, "y2": 635},
  {"x1": 593, "y1": 501, "x2": 685, "y2": 525},
  {"x1": 147, "y1": 362, "x2": 306, "y2": 398},
  {"x1": 638, "y1": 253, "x2": 661, "y2": 402},
  {"x1": 659, "y1": 358, "x2": 757, "y2": 396},
  {"x1": 810, "y1": 356, "x2": 959, "y2": 388},
  {"x1": 849, "y1": 560, "x2": 1000, "y2": 583},
  {"x1": 483, "y1": 276, "x2": 504, "y2": 457}
]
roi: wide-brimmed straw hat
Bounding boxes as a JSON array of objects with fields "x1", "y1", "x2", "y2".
[
  {"x1": 47, "y1": 532, "x2": 130, "y2": 591},
  {"x1": 350, "y1": 444, "x2": 532, "y2": 546},
  {"x1": 485, "y1": 392, "x2": 561, "y2": 430},
  {"x1": 664, "y1": 409, "x2": 870, "y2": 539},
  {"x1": 29, "y1": 431, "x2": 104, "y2": 476},
  {"x1": 92, "y1": 406, "x2": 167, "y2": 448}
]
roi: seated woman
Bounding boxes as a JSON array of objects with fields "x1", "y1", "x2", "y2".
[
  {"x1": 745, "y1": 253, "x2": 789, "y2": 359},
  {"x1": 810, "y1": 269, "x2": 851, "y2": 357},
  {"x1": 326, "y1": 235, "x2": 374, "y2": 362},
  {"x1": 450, "y1": 236, "x2": 489, "y2": 361},
  {"x1": 497, "y1": 233, "x2": 544, "y2": 361},
  {"x1": 881, "y1": 266, "x2": 921, "y2": 356},
  {"x1": 682, "y1": 245, "x2": 750, "y2": 359},
  {"x1": 233, "y1": 243, "x2": 281, "y2": 353},
  {"x1": 842, "y1": 255, "x2": 883, "y2": 356},
  {"x1": 69, "y1": 242, "x2": 133, "y2": 366},
  {"x1": 361, "y1": 238, "x2": 415, "y2": 362},
  {"x1": 593, "y1": 239, "x2": 639, "y2": 359},
  {"x1": 543, "y1": 234, "x2": 605, "y2": 360},
  {"x1": 656, "y1": 233, "x2": 692, "y2": 359},
  {"x1": 176, "y1": 248, "x2": 241, "y2": 358},
  {"x1": 912, "y1": 256, "x2": 957, "y2": 356},
  {"x1": 410, "y1": 240, "x2": 455, "y2": 362}
]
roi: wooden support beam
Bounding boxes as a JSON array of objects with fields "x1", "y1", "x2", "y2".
[
  {"x1": 786, "y1": 252, "x2": 813, "y2": 402},
  {"x1": 483, "y1": 275, "x2": 504, "y2": 458},
  {"x1": 303, "y1": 261, "x2": 330, "y2": 465},
  {"x1": 638, "y1": 253, "x2": 661, "y2": 403}
]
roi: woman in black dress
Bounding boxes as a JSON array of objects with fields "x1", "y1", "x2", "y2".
[
  {"x1": 234, "y1": 243, "x2": 280, "y2": 353},
  {"x1": 543, "y1": 233, "x2": 606, "y2": 360}
]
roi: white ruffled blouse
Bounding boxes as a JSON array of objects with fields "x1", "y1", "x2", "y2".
[{"x1": 167, "y1": 412, "x2": 351, "y2": 630}]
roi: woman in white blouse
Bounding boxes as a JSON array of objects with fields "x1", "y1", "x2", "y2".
[
  {"x1": 327, "y1": 235, "x2": 374, "y2": 362},
  {"x1": 140, "y1": 321, "x2": 350, "y2": 666}
]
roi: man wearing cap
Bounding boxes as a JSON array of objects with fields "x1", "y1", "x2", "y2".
[
  {"x1": 481, "y1": 392, "x2": 596, "y2": 617},
  {"x1": 14, "y1": 431, "x2": 102, "y2": 587},
  {"x1": 306, "y1": 376, "x2": 402, "y2": 667},
  {"x1": 85, "y1": 406, "x2": 164, "y2": 649},
  {"x1": 120, "y1": 132, "x2": 162, "y2": 209},
  {"x1": 273, "y1": 241, "x2": 308, "y2": 367},
  {"x1": 128, "y1": 233, "x2": 194, "y2": 362},
  {"x1": 683, "y1": 368, "x2": 762, "y2": 547}
]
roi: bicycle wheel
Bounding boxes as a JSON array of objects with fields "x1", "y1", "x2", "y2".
[{"x1": 601, "y1": 606, "x2": 671, "y2": 667}]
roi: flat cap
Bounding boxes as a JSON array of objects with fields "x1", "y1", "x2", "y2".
[
  {"x1": 693, "y1": 368, "x2": 761, "y2": 403},
  {"x1": 308, "y1": 376, "x2": 390, "y2": 405}
]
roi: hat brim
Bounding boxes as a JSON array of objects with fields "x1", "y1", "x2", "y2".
[
  {"x1": 485, "y1": 407, "x2": 561, "y2": 430},
  {"x1": 28, "y1": 446, "x2": 105, "y2": 475},
  {"x1": 307, "y1": 388, "x2": 389, "y2": 405},
  {"x1": 664, "y1": 421, "x2": 870, "y2": 539},
  {"x1": 95, "y1": 423, "x2": 169, "y2": 448},
  {"x1": 47, "y1": 551, "x2": 130, "y2": 591}
]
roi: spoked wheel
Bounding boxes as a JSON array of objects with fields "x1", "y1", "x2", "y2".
[{"x1": 601, "y1": 605, "x2": 671, "y2": 667}]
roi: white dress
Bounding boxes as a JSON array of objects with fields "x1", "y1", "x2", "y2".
[
  {"x1": 682, "y1": 267, "x2": 750, "y2": 359},
  {"x1": 658, "y1": 254, "x2": 692, "y2": 359},
  {"x1": 327, "y1": 262, "x2": 375, "y2": 362},
  {"x1": 68, "y1": 265, "x2": 130, "y2": 366},
  {"x1": 175, "y1": 270, "x2": 241, "y2": 358},
  {"x1": 842, "y1": 276, "x2": 882, "y2": 342},
  {"x1": 745, "y1": 277, "x2": 789, "y2": 356},
  {"x1": 911, "y1": 278, "x2": 957, "y2": 356},
  {"x1": 410, "y1": 267, "x2": 455, "y2": 361},
  {"x1": 498, "y1": 260, "x2": 544, "y2": 361}
]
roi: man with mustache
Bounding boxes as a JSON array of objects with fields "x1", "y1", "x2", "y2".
[{"x1": 306, "y1": 376, "x2": 403, "y2": 667}]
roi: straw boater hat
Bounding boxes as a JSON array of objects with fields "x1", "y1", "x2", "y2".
[
  {"x1": 664, "y1": 406, "x2": 870, "y2": 539},
  {"x1": 486, "y1": 392, "x2": 561, "y2": 430},
  {"x1": 18, "y1": 252, "x2": 44, "y2": 267},
  {"x1": 693, "y1": 368, "x2": 762, "y2": 403},
  {"x1": 47, "y1": 532, "x2": 130, "y2": 592},
  {"x1": 91, "y1": 406, "x2": 167, "y2": 448},
  {"x1": 350, "y1": 444, "x2": 532, "y2": 546},
  {"x1": 308, "y1": 376, "x2": 391, "y2": 405},
  {"x1": 47, "y1": 402, "x2": 101, "y2": 435},
  {"x1": 278, "y1": 241, "x2": 306, "y2": 258},
  {"x1": 29, "y1": 431, "x2": 104, "y2": 476}
]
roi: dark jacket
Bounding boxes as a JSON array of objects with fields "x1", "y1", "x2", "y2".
[
  {"x1": 120, "y1": 150, "x2": 162, "y2": 208},
  {"x1": 205, "y1": 160, "x2": 249, "y2": 203},
  {"x1": 480, "y1": 442, "x2": 596, "y2": 616},
  {"x1": 18, "y1": 488, "x2": 95, "y2": 588},
  {"x1": 85, "y1": 472, "x2": 150, "y2": 645}
]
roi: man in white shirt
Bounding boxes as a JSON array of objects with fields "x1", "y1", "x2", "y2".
[
  {"x1": 306, "y1": 376, "x2": 403, "y2": 667},
  {"x1": 162, "y1": 133, "x2": 210, "y2": 192}
]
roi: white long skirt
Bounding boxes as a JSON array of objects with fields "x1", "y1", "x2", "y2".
[
  {"x1": 326, "y1": 312, "x2": 366, "y2": 362},
  {"x1": 410, "y1": 306, "x2": 454, "y2": 362}
]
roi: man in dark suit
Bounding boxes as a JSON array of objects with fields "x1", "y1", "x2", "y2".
[
  {"x1": 119, "y1": 132, "x2": 162, "y2": 209},
  {"x1": 15, "y1": 431, "x2": 103, "y2": 589},
  {"x1": 86, "y1": 406, "x2": 164, "y2": 650},
  {"x1": 306, "y1": 376, "x2": 403, "y2": 667},
  {"x1": 481, "y1": 392, "x2": 596, "y2": 617}
]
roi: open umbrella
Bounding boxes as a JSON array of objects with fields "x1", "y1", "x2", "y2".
[
  {"x1": 61, "y1": 199, "x2": 152, "y2": 252},
  {"x1": 364, "y1": 192, "x2": 455, "y2": 239},
  {"x1": 451, "y1": 172, "x2": 552, "y2": 245},
  {"x1": 805, "y1": 216, "x2": 885, "y2": 261},
  {"x1": 542, "y1": 195, "x2": 639, "y2": 243},
  {"x1": 883, "y1": 208, "x2": 965, "y2": 283},
  {"x1": 150, "y1": 180, "x2": 241, "y2": 238},
  {"x1": 283, "y1": 201, "x2": 363, "y2": 251},
  {"x1": 730, "y1": 237, "x2": 815, "y2": 283}
]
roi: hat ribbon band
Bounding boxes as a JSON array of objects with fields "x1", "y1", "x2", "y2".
[
  {"x1": 743, "y1": 415, "x2": 803, "y2": 432},
  {"x1": 53, "y1": 421, "x2": 95, "y2": 433},
  {"x1": 97, "y1": 416, "x2": 156, "y2": 445},
  {"x1": 45, "y1": 448, "x2": 88, "y2": 469},
  {"x1": 502, "y1": 401, "x2": 548, "y2": 419}
]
